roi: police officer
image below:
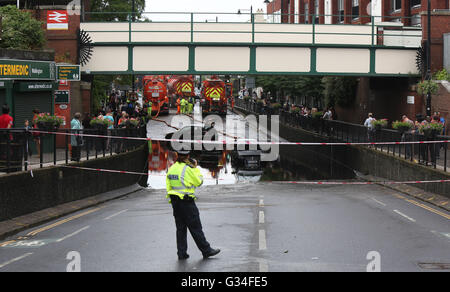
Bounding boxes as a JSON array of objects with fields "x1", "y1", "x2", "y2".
[{"x1": 166, "y1": 150, "x2": 220, "y2": 260}]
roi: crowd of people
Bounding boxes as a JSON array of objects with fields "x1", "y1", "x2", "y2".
[{"x1": 364, "y1": 112, "x2": 447, "y2": 164}]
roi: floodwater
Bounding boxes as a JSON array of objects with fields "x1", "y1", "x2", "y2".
[{"x1": 147, "y1": 141, "x2": 354, "y2": 190}]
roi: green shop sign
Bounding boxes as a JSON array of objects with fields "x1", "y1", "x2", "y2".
[
  {"x1": 0, "y1": 59, "x2": 56, "y2": 80},
  {"x1": 57, "y1": 65, "x2": 80, "y2": 81}
]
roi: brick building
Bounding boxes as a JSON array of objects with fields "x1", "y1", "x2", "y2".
[{"x1": 266, "y1": 1, "x2": 450, "y2": 132}]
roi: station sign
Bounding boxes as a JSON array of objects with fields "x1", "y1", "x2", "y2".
[
  {"x1": 57, "y1": 65, "x2": 80, "y2": 81},
  {"x1": 0, "y1": 59, "x2": 56, "y2": 80},
  {"x1": 47, "y1": 10, "x2": 69, "y2": 30}
]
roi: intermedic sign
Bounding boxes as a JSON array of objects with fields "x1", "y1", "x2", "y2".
[{"x1": 0, "y1": 59, "x2": 56, "y2": 80}]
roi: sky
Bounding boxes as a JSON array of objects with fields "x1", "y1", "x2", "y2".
[{"x1": 144, "y1": 0, "x2": 269, "y2": 22}]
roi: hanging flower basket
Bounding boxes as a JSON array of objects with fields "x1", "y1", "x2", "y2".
[
  {"x1": 33, "y1": 113, "x2": 63, "y2": 132},
  {"x1": 419, "y1": 123, "x2": 444, "y2": 139},
  {"x1": 90, "y1": 117, "x2": 112, "y2": 131},
  {"x1": 372, "y1": 119, "x2": 388, "y2": 131},
  {"x1": 392, "y1": 121, "x2": 414, "y2": 134}
]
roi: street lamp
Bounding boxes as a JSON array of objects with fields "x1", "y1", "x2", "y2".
[
  {"x1": 238, "y1": 5, "x2": 253, "y2": 22},
  {"x1": 426, "y1": 0, "x2": 432, "y2": 117}
]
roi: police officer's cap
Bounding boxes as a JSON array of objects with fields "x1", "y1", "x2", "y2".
[{"x1": 176, "y1": 149, "x2": 190, "y2": 155}]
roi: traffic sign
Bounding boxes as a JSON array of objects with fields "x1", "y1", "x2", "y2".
[{"x1": 57, "y1": 65, "x2": 80, "y2": 81}]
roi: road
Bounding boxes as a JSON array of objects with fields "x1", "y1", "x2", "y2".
[{"x1": 0, "y1": 107, "x2": 449, "y2": 272}]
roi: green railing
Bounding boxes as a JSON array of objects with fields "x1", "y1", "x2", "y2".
[{"x1": 81, "y1": 12, "x2": 422, "y2": 48}]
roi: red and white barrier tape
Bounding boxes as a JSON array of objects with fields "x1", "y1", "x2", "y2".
[
  {"x1": 62, "y1": 165, "x2": 449, "y2": 185},
  {"x1": 62, "y1": 165, "x2": 226, "y2": 181},
  {"x1": 30, "y1": 130, "x2": 449, "y2": 146}
]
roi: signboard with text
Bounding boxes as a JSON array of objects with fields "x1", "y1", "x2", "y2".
[
  {"x1": 55, "y1": 90, "x2": 70, "y2": 104},
  {"x1": 57, "y1": 65, "x2": 80, "y2": 81},
  {"x1": 0, "y1": 59, "x2": 56, "y2": 80}
]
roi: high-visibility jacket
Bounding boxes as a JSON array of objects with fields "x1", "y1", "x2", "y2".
[
  {"x1": 147, "y1": 101, "x2": 153, "y2": 117},
  {"x1": 180, "y1": 99, "x2": 189, "y2": 114},
  {"x1": 166, "y1": 162, "x2": 203, "y2": 202}
]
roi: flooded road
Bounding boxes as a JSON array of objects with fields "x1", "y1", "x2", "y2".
[{"x1": 146, "y1": 105, "x2": 355, "y2": 189}]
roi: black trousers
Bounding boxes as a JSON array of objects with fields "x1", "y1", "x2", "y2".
[{"x1": 170, "y1": 196, "x2": 211, "y2": 257}]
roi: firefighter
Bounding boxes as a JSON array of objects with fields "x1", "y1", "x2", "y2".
[
  {"x1": 180, "y1": 97, "x2": 188, "y2": 114},
  {"x1": 176, "y1": 97, "x2": 181, "y2": 115},
  {"x1": 166, "y1": 149, "x2": 220, "y2": 260},
  {"x1": 188, "y1": 96, "x2": 194, "y2": 114},
  {"x1": 147, "y1": 100, "x2": 153, "y2": 119}
]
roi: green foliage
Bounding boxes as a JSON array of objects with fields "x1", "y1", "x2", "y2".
[
  {"x1": 33, "y1": 113, "x2": 64, "y2": 128},
  {"x1": 90, "y1": 0, "x2": 146, "y2": 21},
  {"x1": 90, "y1": 117, "x2": 113, "y2": 127},
  {"x1": 322, "y1": 76, "x2": 358, "y2": 107},
  {"x1": 417, "y1": 80, "x2": 439, "y2": 95},
  {"x1": 92, "y1": 75, "x2": 113, "y2": 113},
  {"x1": 419, "y1": 122, "x2": 444, "y2": 137},
  {"x1": 392, "y1": 121, "x2": 413, "y2": 132},
  {"x1": 0, "y1": 5, "x2": 46, "y2": 50},
  {"x1": 433, "y1": 69, "x2": 450, "y2": 81},
  {"x1": 255, "y1": 75, "x2": 324, "y2": 101},
  {"x1": 270, "y1": 103, "x2": 282, "y2": 109},
  {"x1": 372, "y1": 119, "x2": 388, "y2": 129},
  {"x1": 312, "y1": 111, "x2": 323, "y2": 119}
]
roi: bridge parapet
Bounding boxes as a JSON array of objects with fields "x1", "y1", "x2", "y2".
[{"x1": 80, "y1": 12, "x2": 422, "y2": 76}]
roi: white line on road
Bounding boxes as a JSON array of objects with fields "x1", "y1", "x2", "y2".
[
  {"x1": 56, "y1": 226, "x2": 90, "y2": 243},
  {"x1": 393, "y1": 210, "x2": 416, "y2": 222},
  {"x1": 103, "y1": 209, "x2": 128, "y2": 221},
  {"x1": 259, "y1": 259, "x2": 269, "y2": 272},
  {"x1": 0, "y1": 253, "x2": 33, "y2": 269},
  {"x1": 259, "y1": 230, "x2": 267, "y2": 250},
  {"x1": 259, "y1": 211, "x2": 265, "y2": 224},
  {"x1": 371, "y1": 198, "x2": 387, "y2": 206},
  {"x1": 259, "y1": 199, "x2": 264, "y2": 206}
]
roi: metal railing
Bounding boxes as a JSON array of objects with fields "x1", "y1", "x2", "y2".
[
  {"x1": 0, "y1": 127, "x2": 147, "y2": 174},
  {"x1": 81, "y1": 12, "x2": 422, "y2": 48},
  {"x1": 235, "y1": 99, "x2": 449, "y2": 172}
]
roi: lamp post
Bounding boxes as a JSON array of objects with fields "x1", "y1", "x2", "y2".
[
  {"x1": 238, "y1": 5, "x2": 253, "y2": 22},
  {"x1": 426, "y1": 0, "x2": 432, "y2": 117}
]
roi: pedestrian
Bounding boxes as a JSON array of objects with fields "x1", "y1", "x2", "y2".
[
  {"x1": 0, "y1": 104, "x2": 13, "y2": 129},
  {"x1": 71, "y1": 112, "x2": 83, "y2": 162},
  {"x1": 166, "y1": 150, "x2": 220, "y2": 260},
  {"x1": 364, "y1": 113, "x2": 376, "y2": 142}
]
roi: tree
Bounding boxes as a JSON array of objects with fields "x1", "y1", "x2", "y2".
[
  {"x1": 0, "y1": 5, "x2": 46, "y2": 50},
  {"x1": 90, "y1": 0, "x2": 146, "y2": 22},
  {"x1": 322, "y1": 76, "x2": 358, "y2": 107}
]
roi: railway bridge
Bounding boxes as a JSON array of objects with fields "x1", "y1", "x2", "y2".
[{"x1": 80, "y1": 12, "x2": 422, "y2": 77}]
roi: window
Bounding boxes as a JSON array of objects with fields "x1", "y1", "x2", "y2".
[
  {"x1": 392, "y1": 0, "x2": 402, "y2": 11},
  {"x1": 314, "y1": 0, "x2": 319, "y2": 23},
  {"x1": 410, "y1": 0, "x2": 421, "y2": 8},
  {"x1": 338, "y1": 0, "x2": 344, "y2": 22},
  {"x1": 352, "y1": 0, "x2": 359, "y2": 19},
  {"x1": 304, "y1": 3, "x2": 309, "y2": 24},
  {"x1": 411, "y1": 13, "x2": 421, "y2": 26}
]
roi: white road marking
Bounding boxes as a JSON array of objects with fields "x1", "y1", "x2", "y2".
[
  {"x1": 259, "y1": 211, "x2": 265, "y2": 224},
  {"x1": 393, "y1": 210, "x2": 416, "y2": 222},
  {"x1": 371, "y1": 198, "x2": 387, "y2": 206},
  {"x1": 0, "y1": 253, "x2": 33, "y2": 269},
  {"x1": 259, "y1": 259, "x2": 269, "y2": 272},
  {"x1": 103, "y1": 209, "x2": 128, "y2": 221},
  {"x1": 56, "y1": 226, "x2": 90, "y2": 243},
  {"x1": 259, "y1": 199, "x2": 264, "y2": 206},
  {"x1": 259, "y1": 230, "x2": 267, "y2": 250}
]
